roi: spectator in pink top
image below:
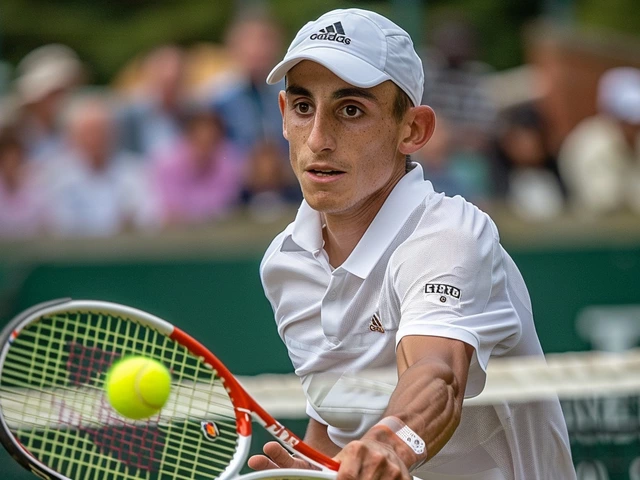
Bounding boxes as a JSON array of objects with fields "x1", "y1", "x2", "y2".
[
  {"x1": 152, "y1": 108, "x2": 244, "y2": 226},
  {"x1": 0, "y1": 127, "x2": 48, "y2": 238}
]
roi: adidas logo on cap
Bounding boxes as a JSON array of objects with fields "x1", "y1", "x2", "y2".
[{"x1": 310, "y1": 21, "x2": 351, "y2": 44}]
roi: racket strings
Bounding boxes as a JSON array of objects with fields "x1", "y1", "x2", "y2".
[{"x1": 0, "y1": 311, "x2": 241, "y2": 480}]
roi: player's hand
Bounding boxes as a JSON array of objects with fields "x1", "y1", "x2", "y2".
[
  {"x1": 248, "y1": 441, "x2": 319, "y2": 471},
  {"x1": 334, "y1": 438, "x2": 412, "y2": 480}
]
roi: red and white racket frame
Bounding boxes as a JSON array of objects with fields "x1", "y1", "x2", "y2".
[{"x1": 0, "y1": 299, "x2": 340, "y2": 480}]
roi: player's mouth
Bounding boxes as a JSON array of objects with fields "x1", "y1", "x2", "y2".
[
  {"x1": 305, "y1": 164, "x2": 346, "y2": 182},
  {"x1": 305, "y1": 168, "x2": 346, "y2": 184},
  {"x1": 309, "y1": 169, "x2": 343, "y2": 176}
]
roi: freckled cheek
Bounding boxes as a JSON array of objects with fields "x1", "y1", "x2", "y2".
[
  {"x1": 355, "y1": 126, "x2": 395, "y2": 156},
  {"x1": 289, "y1": 150, "x2": 302, "y2": 175},
  {"x1": 287, "y1": 139, "x2": 307, "y2": 177},
  {"x1": 358, "y1": 131, "x2": 399, "y2": 182},
  {"x1": 287, "y1": 121, "x2": 312, "y2": 147}
]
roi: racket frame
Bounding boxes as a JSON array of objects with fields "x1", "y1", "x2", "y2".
[{"x1": 0, "y1": 299, "x2": 338, "y2": 480}]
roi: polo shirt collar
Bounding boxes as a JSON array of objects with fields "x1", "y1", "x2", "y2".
[
  {"x1": 283, "y1": 164, "x2": 433, "y2": 278},
  {"x1": 342, "y1": 163, "x2": 433, "y2": 278},
  {"x1": 283, "y1": 199, "x2": 325, "y2": 253}
]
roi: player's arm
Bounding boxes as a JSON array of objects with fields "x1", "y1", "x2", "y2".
[
  {"x1": 335, "y1": 334, "x2": 474, "y2": 478},
  {"x1": 304, "y1": 417, "x2": 342, "y2": 457},
  {"x1": 388, "y1": 335, "x2": 474, "y2": 462}
]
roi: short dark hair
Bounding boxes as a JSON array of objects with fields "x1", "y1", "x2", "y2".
[
  {"x1": 390, "y1": 87, "x2": 414, "y2": 171},
  {"x1": 392, "y1": 86, "x2": 412, "y2": 123}
]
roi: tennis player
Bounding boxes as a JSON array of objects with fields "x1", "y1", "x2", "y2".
[{"x1": 251, "y1": 8, "x2": 576, "y2": 480}]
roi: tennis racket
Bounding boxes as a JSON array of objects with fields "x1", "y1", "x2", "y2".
[{"x1": 0, "y1": 299, "x2": 339, "y2": 480}]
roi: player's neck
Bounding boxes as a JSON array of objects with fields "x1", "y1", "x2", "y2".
[
  {"x1": 320, "y1": 168, "x2": 404, "y2": 267},
  {"x1": 321, "y1": 205, "x2": 379, "y2": 268}
]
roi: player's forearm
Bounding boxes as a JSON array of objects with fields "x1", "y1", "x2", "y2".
[
  {"x1": 376, "y1": 358, "x2": 464, "y2": 465},
  {"x1": 362, "y1": 337, "x2": 472, "y2": 469}
]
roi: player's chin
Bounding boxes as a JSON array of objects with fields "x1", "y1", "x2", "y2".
[{"x1": 303, "y1": 190, "x2": 350, "y2": 213}]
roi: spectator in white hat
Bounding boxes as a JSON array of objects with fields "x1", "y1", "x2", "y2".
[
  {"x1": 13, "y1": 44, "x2": 84, "y2": 162},
  {"x1": 558, "y1": 67, "x2": 640, "y2": 215}
]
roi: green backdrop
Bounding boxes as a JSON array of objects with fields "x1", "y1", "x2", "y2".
[
  {"x1": 3, "y1": 243, "x2": 639, "y2": 362},
  {"x1": 0, "y1": 214, "x2": 639, "y2": 479}
]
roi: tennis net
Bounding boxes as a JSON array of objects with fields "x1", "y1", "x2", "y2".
[
  {"x1": 2, "y1": 349, "x2": 638, "y2": 479},
  {"x1": 239, "y1": 348, "x2": 640, "y2": 480}
]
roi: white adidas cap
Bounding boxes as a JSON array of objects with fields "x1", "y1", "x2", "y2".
[
  {"x1": 598, "y1": 67, "x2": 640, "y2": 125},
  {"x1": 267, "y1": 8, "x2": 424, "y2": 107}
]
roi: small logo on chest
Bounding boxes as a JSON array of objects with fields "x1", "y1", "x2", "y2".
[{"x1": 369, "y1": 313, "x2": 385, "y2": 333}]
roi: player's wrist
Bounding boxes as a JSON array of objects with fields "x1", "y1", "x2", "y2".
[{"x1": 367, "y1": 416, "x2": 428, "y2": 470}]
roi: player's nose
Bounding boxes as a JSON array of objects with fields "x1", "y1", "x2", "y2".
[{"x1": 306, "y1": 110, "x2": 337, "y2": 154}]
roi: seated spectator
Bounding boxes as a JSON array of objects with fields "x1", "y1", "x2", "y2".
[
  {"x1": 210, "y1": 9, "x2": 287, "y2": 157},
  {"x1": 13, "y1": 44, "x2": 84, "y2": 162},
  {"x1": 45, "y1": 94, "x2": 158, "y2": 236},
  {"x1": 151, "y1": 108, "x2": 244, "y2": 226},
  {"x1": 240, "y1": 140, "x2": 301, "y2": 222},
  {"x1": 422, "y1": 16, "x2": 497, "y2": 156},
  {"x1": 415, "y1": 119, "x2": 492, "y2": 204},
  {"x1": 117, "y1": 45, "x2": 188, "y2": 159},
  {"x1": 0, "y1": 127, "x2": 47, "y2": 238},
  {"x1": 492, "y1": 104, "x2": 565, "y2": 220},
  {"x1": 558, "y1": 67, "x2": 640, "y2": 216}
]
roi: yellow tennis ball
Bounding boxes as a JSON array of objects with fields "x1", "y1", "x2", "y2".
[{"x1": 105, "y1": 356, "x2": 171, "y2": 420}]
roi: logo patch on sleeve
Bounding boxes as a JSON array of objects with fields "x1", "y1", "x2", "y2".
[{"x1": 424, "y1": 284, "x2": 461, "y2": 306}]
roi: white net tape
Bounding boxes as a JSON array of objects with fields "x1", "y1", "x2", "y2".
[{"x1": 238, "y1": 348, "x2": 640, "y2": 416}]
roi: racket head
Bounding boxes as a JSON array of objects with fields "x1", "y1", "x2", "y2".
[{"x1": 0, "y1": 299, "x2": 251, "y2": 480}]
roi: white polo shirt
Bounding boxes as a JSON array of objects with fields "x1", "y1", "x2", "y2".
[{"x1": 260, "y1": 164, "x2": 575, "y2": 479}]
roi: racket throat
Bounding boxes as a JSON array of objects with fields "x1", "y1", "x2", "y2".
[
  {"x1": 249, "y1": 412, "x2": 301, "y2": 449},
  {"x1": 265, "y1": 423, "x2": 301, "y2": 448}
]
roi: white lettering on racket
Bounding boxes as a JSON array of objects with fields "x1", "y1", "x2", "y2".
[{"x1": 266, "y1": 423, "x2": 300, "y2": 447}]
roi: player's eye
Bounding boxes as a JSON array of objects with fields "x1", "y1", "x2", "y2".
[
  {"x1": 294, "y1": 102, "x2": 312, "y2": 115},
  {"x1": 340, "y1": 105, "x2": 363, "y2": 118}
]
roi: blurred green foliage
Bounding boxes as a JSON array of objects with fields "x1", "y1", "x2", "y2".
[
  {"x1": 0, "y1": 0, "x2": 235, "y2": 83},
  {"x1": 0, "y1": 0, "x2": 638, "y2": 84},
  {"x1": 577, "y1": 0, "x2": 640, "y2": 36}
]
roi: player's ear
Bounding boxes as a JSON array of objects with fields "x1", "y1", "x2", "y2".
[
  {"x1": 398, "y1": 105, "x2": 436, "y2": 155},
  {"x1": 278, "y1": 90, "x2": 289, "y2": 141}
]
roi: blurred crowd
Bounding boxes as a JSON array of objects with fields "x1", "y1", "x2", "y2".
[{"x1": 0, "y1": 11, "x2": 639, "y2": 239}]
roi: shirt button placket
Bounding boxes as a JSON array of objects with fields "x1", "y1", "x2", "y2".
[{"x1": 321, "y1": 275, "x2": 343, "y2": 340}]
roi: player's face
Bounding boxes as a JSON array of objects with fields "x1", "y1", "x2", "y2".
[{"x1": 279, "y1": 61, "x2": 407, "y2": 218}]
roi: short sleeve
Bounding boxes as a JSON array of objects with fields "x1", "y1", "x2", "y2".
[
  {"x1": 306, "y1": 401, "x2": 328, "y2": 425},
  {"x1": 382, "y1": 200, "x2": 522, "y2": 397}
]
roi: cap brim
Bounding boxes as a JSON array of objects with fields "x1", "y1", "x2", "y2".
[{"x1": 267, "y1": 47, "x2": 390, "y2": 89}]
